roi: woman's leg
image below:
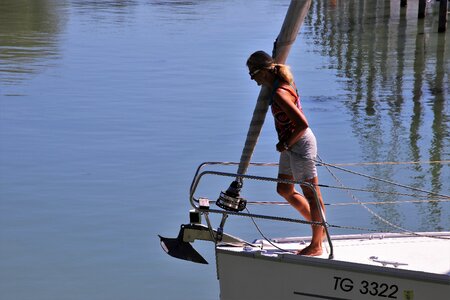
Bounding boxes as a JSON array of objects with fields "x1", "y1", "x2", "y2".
[
  {"x1": 298, "y1": 175, "x2": 325, "y2": 256},
  {"x1": 277, "y1": 173, "x2": 312, "y2": 221},
  {"x1": 277, "y1": 139, "x2": 325, "y2": 256}
]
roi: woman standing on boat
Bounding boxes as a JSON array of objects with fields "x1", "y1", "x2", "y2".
[{"x1": 247, "y1": 50, "x2": 326, "y2": 256}]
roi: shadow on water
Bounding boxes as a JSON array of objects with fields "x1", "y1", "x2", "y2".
[
  {"x1": 0, "y1": 0, "x2": 66, "y2": 88},
  {"x1": 304, "y1": 0, "x2": 449, "y2": 231}
]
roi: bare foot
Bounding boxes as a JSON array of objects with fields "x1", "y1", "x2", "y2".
[{"x1": 296, "y1": 244, "x2": 323, "y2": 256}]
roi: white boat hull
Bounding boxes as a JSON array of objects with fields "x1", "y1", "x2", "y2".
[{"x1": 217, "y1": 233, "x2": 450, "y2": 300}]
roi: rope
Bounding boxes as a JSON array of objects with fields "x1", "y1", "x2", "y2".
[
  {"x1": 246, "y1": 206, "x2": 450, "y2": 248},
  {"x1": 245, "y1": 207, "x2": 293, "y2": 253},
  {"x1": 316, "y1": 159, "x2": 450, "y2": 199},
  {"x1": 323, "y1": 160, "x2": 450, "y2": 167},
  {"x1": 196, "y1": 159, "x2": 449, "y2": 168},
  {"x1": 316, "y1": 155, "x2": 450, "y2": 240},
  {"x1": 192, "y1": 163, "x2": 449, "y2": 241},
  {"x1": 244, "y1": 198, "x2": 450, "y2": 206},
  {"x1": 319, "y1": 184, "x2": 450, "y2": 199},
  {"x1": 326, "y1": 223, "x2": 450, "y2": 240}
]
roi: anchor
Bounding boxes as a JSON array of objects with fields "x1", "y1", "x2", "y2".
[
  {"x1": 159, "y1": 223, "x2": 209, "y2": 264},
  {"x1": 159, "y1": 212, "x2": 247, "y2": 264}
]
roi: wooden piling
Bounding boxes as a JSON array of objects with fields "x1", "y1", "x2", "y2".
[
  {"x1": 438, "y1": 0, "x2": 448, "y2": 32},
  {"x1": 418, "y1": 0, "x2": 427, "y2": 18}
]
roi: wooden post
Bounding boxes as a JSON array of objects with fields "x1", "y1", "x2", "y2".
[
  {"x1": 401, "y1": 0, "x2": 407, "y2": 7},
  {"x1": 418, "y1": 0, "x2": 427, "y2": 18},
  {"x1": 237, "y1": 0, "x2": 312, "y2": 176},
  {"x1": 438, "y1": 0, "x2": 448, "y2": 32}
]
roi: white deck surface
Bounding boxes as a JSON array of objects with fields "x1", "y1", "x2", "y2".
[{"x1": 219, "y1": 232, "x2": 450, "y2": 276}]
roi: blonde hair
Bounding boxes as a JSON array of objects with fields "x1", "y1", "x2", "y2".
[{"x1": 246, "y1": 50, "x2": 294, "y2": 84}]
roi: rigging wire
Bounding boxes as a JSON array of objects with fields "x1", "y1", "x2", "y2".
[
  {"x1": 316, "y1": 159, "x2": 450, "y2": 199},
  {"x1": 245, "y1": 198, "x2": 450, "y2": 206},
  {"x1": 245, "y1": 207, "x2": 295, "y2": 253},
  {"x1": 202, "y1": 160, "x2": 449, "y2": 168},
  {"x1": 322, "y1": 160, "x2": 450, "y2": 167},
  {"x1": 318, "y1": 184, "x2": 450, "y2": 199},
  {"x1": 195, "y1": 160, "x2": 450, "y2": 244},
  {"x1": 316, "y1": 155, "x2": 450, "y2": 240}
]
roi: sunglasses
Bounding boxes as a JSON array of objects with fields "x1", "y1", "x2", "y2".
[{"x1": 249, "y1": 68, "x2": 262, "y2": 79}]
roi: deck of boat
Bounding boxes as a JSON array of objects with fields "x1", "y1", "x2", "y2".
[{"x1": 217, "y1": 232, "x2": 450, "y2": 279}]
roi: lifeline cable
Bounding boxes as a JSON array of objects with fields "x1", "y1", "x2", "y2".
[
  {"x1": 316, "y1": 159, "x2": 450, "y2": 199},
  {"x1": 245, "y1": 207, "x2": 299, "y2": 253},
  {"x1": 316, "y1": 155, "x2": 450, "y2": 240},
  {"x1": 318, "y1": 184, "x2": 449, "y2": 199},
  {"x1": 244, "y1": 198, "x2": 450, "y2": 206},
  {"x1": 322, "y1": 160, "x2": 450, "y2": 167},
  {"x1": 193, "y1": 167, "x2": 449, "y2": 239}
]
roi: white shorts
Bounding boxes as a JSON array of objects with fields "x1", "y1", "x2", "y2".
[{"x1": 278, "y1": 127, "x2": 318, "y2": 181}]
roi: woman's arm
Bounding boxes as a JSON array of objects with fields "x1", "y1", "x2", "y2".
[{"x1": 274, "y1": 88, "x2": 309, "y2": 151}]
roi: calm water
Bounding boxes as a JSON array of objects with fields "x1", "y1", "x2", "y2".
[{"x1": 0, "y1": 0, "x2": 449, "y2": 299}]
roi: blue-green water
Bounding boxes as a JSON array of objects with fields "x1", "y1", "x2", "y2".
[{"x1": 1, "y1": 0, "x2": 448, "y2": 299}]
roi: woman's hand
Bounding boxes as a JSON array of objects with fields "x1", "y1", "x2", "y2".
[{"x1": 276, "y1": 141, "x2": 289, "y2": 152}]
